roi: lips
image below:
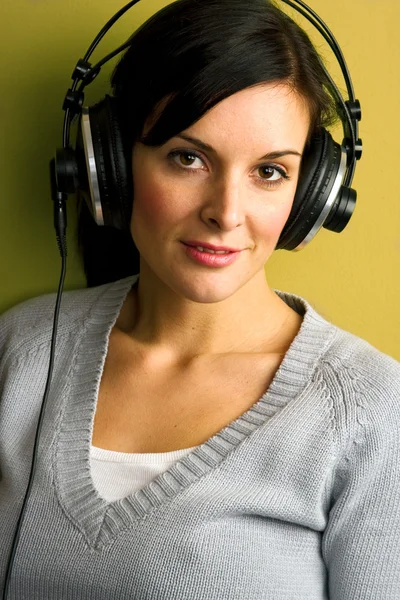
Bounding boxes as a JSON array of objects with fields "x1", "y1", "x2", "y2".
[
  {"x1": 183, "y1": 243, "x2": 241, "y2": 267},
  {"x1": 183, "y1": 241, "x2": 241, "y2": 253}
]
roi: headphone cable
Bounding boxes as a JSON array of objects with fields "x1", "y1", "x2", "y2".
[{"x1": 2, "y1": 165, "x2": 68, "y2": 600}]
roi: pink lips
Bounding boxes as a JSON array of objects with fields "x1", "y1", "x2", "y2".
[
  {"x1": 183, "y1": 240, "x2": 242, "y2": 253},
  {"x1": 182, "y1": 242, "x2": 241, "y2": 268}
]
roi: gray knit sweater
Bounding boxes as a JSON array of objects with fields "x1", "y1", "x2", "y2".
[{"x1": 1, "y1": 274, "x2": 400, "y2": 599}]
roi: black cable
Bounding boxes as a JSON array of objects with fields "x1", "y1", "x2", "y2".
[{"x1": 2, "y1": 245, "x2": 67, "y2": 600}]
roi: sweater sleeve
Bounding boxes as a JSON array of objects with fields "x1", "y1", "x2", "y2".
[{"x1": 322, "y1": 357, "x2": 400, "y2": 599}]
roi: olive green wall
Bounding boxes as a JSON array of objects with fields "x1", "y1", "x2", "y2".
[{"x1": 1, "y1": 0, "x2": 399, "y2": 360}]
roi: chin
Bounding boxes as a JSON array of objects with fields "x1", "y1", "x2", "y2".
[{"x1": 168, "y1": 271, "x2": 249, "y2": 305}]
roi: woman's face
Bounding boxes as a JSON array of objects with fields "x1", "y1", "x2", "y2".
[{"x1": 130, "y1": 83, "x2": 310, "y2": 304}]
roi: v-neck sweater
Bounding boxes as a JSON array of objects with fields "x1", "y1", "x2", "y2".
[{"x1": 1, "y1": 274, "x2": 400, "y2": 599}]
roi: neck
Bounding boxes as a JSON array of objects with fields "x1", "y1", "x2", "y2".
[{"x1": 116, "y1": 267, "x2": 295, "y2": 364}]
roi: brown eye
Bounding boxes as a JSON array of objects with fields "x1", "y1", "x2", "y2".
[
  {"x1": 179, "y1": 152, "x2": 197, "y2": 166},
  {"x1": 258, "y1": 166, "x2": 284, "y2": 181},
  {"x1": 168, "y1": 150, "x2": 204, "y2": 168}
]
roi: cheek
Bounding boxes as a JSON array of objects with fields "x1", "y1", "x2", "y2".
[
  {"x1": 130, "y1": 172, "x2": 171, "y2": 236},
  {"x1": 130, "y1": 172, "x2": 196, "y2": 255},
  {"x1": 130, "y1": 150, "x2": 171, "y2": 234},
  {"x1": 256, "y1": 191, "x2": 296, "y2": 241}
]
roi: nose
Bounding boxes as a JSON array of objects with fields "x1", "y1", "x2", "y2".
[{"x1": 200, "y1": 178, "x2": 246, "y2": 231}]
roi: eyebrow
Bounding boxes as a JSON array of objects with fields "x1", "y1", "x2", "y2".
[{"x1": 174, "y1": 134, "x2": 302, "y2": 161}]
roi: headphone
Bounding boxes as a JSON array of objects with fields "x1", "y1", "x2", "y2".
[
  {"x1": 52, "y1": 0, "x2": 362, "y2": 254},
  {"x1": 3, "y1": 1, "x2": 362, "y2": 598}
]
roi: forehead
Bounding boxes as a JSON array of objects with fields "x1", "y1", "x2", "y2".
[
  {"x1": 143, "y1": 83, "x2": 310, "y2": 152},
  {"x1": 188, "y1": 83, "x2": 310, "y2": 152}
]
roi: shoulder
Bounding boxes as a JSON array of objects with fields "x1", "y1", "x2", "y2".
[
  {"x1": 316, "y1": 323, "x2": 400, "y2": 450},
  {"x1": 277, "y1": 287, "x2": 400, "y2": 409},
  {"x1": 323, "y1": 323, "x2": 400, "y2": 383},
  {"x1": 281, "y1": 286, "x2": 400, "y2": 443},
  {"x1": 281, "y1": 285, "x2": 400, "y2": 404},
  {"x1": 0, "y1": 280, "x2": 115, "y2": 364}
]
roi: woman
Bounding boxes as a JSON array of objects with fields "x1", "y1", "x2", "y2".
[{"x1": 1, "y1": 0, "x2": 399, "y2": 598}]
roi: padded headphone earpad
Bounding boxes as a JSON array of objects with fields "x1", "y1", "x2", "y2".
[
  {"x1": 276, "y1": 128, "x2": 343, "y2": 251},
  {"x1": 83, "y1": 94, "x2": 133, "y2": 230}
]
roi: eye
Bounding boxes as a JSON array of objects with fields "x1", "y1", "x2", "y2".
[
  {"x1": 168, "y1": 150, "x2": 204, "y2": 169},
  {"x1": 256, "y1": 164, "x2": 290, "y2": 188},
  {"x1": 258, "y1": 166, "x2": 285, "y2": 181}
]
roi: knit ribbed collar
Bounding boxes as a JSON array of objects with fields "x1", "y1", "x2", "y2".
[{"x1": 54, "y1": 274, "x2": 336, "y2": 549}]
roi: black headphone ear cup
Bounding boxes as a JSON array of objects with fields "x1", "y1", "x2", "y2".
[
  {"x1": 277, "y1": 128, "x2": 343, "y2": 251},
  {"x1": 83, "y1": 94, "x2": 133, "y2": 230}
]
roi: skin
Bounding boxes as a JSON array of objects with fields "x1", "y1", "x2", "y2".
[{"x1": 117, "y1": 82, "x2": 310, "y2": 367}]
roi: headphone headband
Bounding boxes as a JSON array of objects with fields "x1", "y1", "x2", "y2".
[{"x1": 61, "y1": 0, "x2": 362, "y2": 180}]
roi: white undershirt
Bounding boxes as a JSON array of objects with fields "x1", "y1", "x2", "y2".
[{"x1": 90, "y1": 444, "x2": 198, "y2": 502}]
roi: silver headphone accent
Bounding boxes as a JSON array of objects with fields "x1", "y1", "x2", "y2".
[
  {"x1": 81, "y1": 108, "x2": 104, "y2": 225},
  {"x1": 294, "y1": 147, "x2": 347, "y2": 251}
]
